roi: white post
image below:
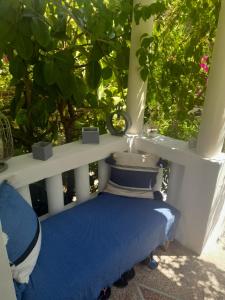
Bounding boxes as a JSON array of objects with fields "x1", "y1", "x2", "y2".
[
  {"x1": 126, "y1": 0, "x2": 154, "y2": 135},
  {"x1": 0, "y1": 224, "x2": 16, "y2": 300},
  {"x1": 17, "y1": 185, "x2": 32, "y2": 206},
  {"x1": 46, "y1": 174, "x2": 64, "y2": 215},
  {"x1": 196, "y1": 0, "x2": 225, "y2": 158},
  {"x1": 98, "y1": 159, "x2": 110, "y2": 192},
  {"x1": 167, "y1": 162, "x2": 184, "y2": 207},
  {"x1": 154, "y1": 168, "x2": 163, "y2": 191},
  {"x1": 75, "y1": 165, "x2": 90, "y2": 203}
]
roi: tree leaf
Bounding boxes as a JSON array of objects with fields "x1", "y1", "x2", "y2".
[
  {"x1": 33, "y1": 62, "x2": 45, "y2": 87},
  {"x1": 31, "y1": 17, "x2": 50, "y2": 47},
  {"x1": 33, "y1": 0, "x2": 47, "y2": 14},
  {"x1": 15, "y1": 35, "x2": 33, "y2": 60},
  {"x1": 102, "y1": 67, "x2": 112, "y2": 80},
  {"x1": 43, "y1": 59, "x2": 56, "y2": 85},
  {"x1": 9, "y1": 56, "x2": 26, "y2": 81},
  {"x1": 16, "y1": 109, "x2": 28, "y2": 127},
  {"x1": 72, "y1": 76, "x2": 87, "y2": 105},
  {"x1": 116, "y1": 46, "x2": 130, "y2": 70},
  {"x1": 0, "y1": 20, "x2": 16, "y2": 48},
  {"x1": 10, "y1": 82, "x2": 25, "y2": 119},
  {"x1": 140, "y1": 68, "x2": 148, "y2": 81},
  {"x1": 86, "y1": 93, "x2": 98, "y2": 107},
  {"x1": 18, "y1": 17, "x2": 32, "y2": 37},
  {"x1": 86, "y1": 60, "x2": 102, "y2": 89},
  {"x1": 141, "y1": 37, "x2": 154, "y2": 49},
  {"x1": 55, "y1": 69, "x2": 74, "y2": 98}
]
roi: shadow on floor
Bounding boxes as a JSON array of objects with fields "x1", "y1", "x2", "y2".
[{"x1": 110, "y1": 240, "x2": 225, "y2": 300}]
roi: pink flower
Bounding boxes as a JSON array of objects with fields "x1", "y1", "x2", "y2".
[
  {"x1": 201, "y1": 55, "x2": 209, "y2": 64},
  {"x1": 200, "y1": 63, "x2": 209, "y2": 73}
]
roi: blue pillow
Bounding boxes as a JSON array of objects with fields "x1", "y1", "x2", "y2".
[
  {"x1": 110, "y1": 165, "x2": 157, "y2": 190},
  {"x1": 104, "y1": 151, "x2": 161, "y2": 198},
  {"x1": 0, "y1": 181, "x2": 41, "y2": 283}
]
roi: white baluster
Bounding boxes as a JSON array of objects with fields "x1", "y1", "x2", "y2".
[
  {"x1": 17, "y1": 185, "x2": 32, "y2": 206},
  {"x1": 75, "y1": 165, "x2": 90, "y2": 203},
  {"x1": 46, "y1": 174, "x2": 64, "y2": 215},
  {"x1": 98, "y1": 159, "x2": 110, "y2": 192}
]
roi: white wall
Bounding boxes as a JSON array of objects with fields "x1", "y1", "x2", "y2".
[{"x1": 137, "y1": 135, "x2": 225, "y2": 254}]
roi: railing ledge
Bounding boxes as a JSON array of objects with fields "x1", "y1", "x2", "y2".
[{"x1": 0, "y1": 134, "x2": 127, "y2": 189}]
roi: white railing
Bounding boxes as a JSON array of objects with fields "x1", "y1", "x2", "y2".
[
  {"x1": 0, "y1": 134, "x2": 128, "y2": 216},
  {"x1": 1, "y1": 133, "x2": 225, "y2": 251},
  {"x1": 1, "y1": 133, "x2": 225, "y2": 300}
]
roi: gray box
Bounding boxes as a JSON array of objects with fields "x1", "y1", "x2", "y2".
[
  {"x1": 32, "y1": 142, "x2": 53, "y2": 160},
  {"x1": 82, "y1": 127, "x2": 99, "y2": 144}
]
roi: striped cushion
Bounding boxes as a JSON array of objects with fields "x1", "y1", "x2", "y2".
[
  {"x1": 110, "y1": 165, "x2": 158, "y2": 190},
  {"x1": 105, "y1": 151, "x2": 160, "y2": 199},
  {"x1": 0, "y1": 182, "x2": 41, "y2": 283}
]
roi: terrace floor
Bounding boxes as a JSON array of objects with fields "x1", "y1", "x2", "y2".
[{"x1": 110, "y1": 231, "x2": 225, "y2": 300}]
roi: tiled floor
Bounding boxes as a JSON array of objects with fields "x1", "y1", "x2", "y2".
[{"x1": 110, "y1": 234, "x2": 225, "y2": 300}]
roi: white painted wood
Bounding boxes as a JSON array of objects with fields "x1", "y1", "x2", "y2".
[
  {"x1": 154, "y1": 168, "x2": 163, "y2": 192},
  {"x1": 17, "y1": 185, "x2": 32, "y2": 206},
  {"x1": 98, "y1": 159, "x2": 110, "y2": 192},
  {"x1": 137, "y1": 135, "x2": 225, "y2": 254},
  {"x1": 0, "y1": 223, "x2": 16, "y2": 300},
  {"x1": 202, "y1": 163, "x2": 225, "y2": 252},
  {"x1": 46, "y1": 175, "x2": 64, "y2": 215},
  {"x1": 0, "y1": 135, "x2": 127, "y2": 189},
  {"x1": 75, "y1": 165, "x2": 90, "y2": 203},
  {"x1": 167, "y1": 162, "x2": 184, "y2": 208},
  {"x1": 197, "y1": 0, "x2": 225, "y2": 158},
  {"x1": 126, "y1": 0, "x2": 154, "y2": 135}
]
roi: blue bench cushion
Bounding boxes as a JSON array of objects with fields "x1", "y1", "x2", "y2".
[
  {"x1": 0, "y1": 182, "x2": 41, "y2": 284},
  {"x1": 20, "y1": 192, "x2": 180, "y2": 300}
]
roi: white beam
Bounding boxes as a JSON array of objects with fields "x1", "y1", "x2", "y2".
[
  {"x1": 126, "y1": 0, "x2": 154, "y2": 135},
  {"x1": 197, "y1": 0, "x2": 225, "y2": 158}
]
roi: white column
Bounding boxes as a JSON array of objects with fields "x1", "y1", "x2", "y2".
[
  {"x1": 196, "y1": 0, "x2": 225, "y2": 158},
  {"x1": 98, "y1": 159, "x2": 110, "y2": 192},
  {"x1": 75, "y1": 165, "x2": 90, "y2": 203},
  {"x1": 0, "y1": 224, "x2": 16, "y2": 300},
  {"x1": 127, "y1": 0, "x2": 154, "y2": 135},
  {"x1": 46, "y1": 174, "x2": 64, "y2": 215},
  {"x1": 17, "y1": 185, "x2": 32, "y2": 206}
]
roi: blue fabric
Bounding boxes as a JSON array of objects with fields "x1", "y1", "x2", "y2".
[
  {"x1": 110, "y1": 166, "x2": 157, "y2": 190},
  {"x1": 0, "y1": 182, "x2": 38, "y2": 263},
  {"x1": 20, "y1": 193, "x2": 180, "y2": 300},
  {"x1": 14, "y1": 281, "x2": 26, "y2": 300}
]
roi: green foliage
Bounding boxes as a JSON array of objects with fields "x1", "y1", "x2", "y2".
[
  {"x1": 0, "y1": 0, "x2": 221, "y2": 152},
  {"x1": 0, "y1": 0, "x2": 133, "y2": 150},
  {"x1": 137, "y1": 0, "x2": 221, "y2": 140}
]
